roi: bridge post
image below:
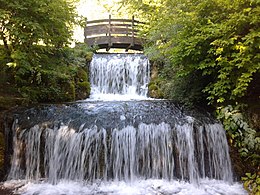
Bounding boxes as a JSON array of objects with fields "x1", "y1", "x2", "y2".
[
  {"x1": 126, "y1": 16, "x2": 135, "y2": 52},
  {"x1": 107, "y1": 15, "x2": 112, "y2": 51},
  {"x1": 131, "y1": 16, "x2": 135, "y2": 46}
]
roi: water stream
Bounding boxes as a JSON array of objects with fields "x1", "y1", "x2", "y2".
[
  {"x1": 3, "y1": 54, "x2": 246, "y2": 194},
  {"x1": 90, "y1": 54, "x2": 150, "y2": 100}
]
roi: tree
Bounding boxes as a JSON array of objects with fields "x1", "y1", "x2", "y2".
[
  {"x1": 0, "y1": 0, "x2": 91, "y2": 103},
  {"x1": 121, "y1": 0, "x2": 260, "y2": 106},
  {"x1": 0, "y1": 0, "x2": 80, "y2": 56}
]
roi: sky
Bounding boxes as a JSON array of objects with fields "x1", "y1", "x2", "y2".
[
  {"x1": 73, "y1": 0, "x2": 126, "y2": 43},
  {"x1": 0, "y1": 0, "x2": 126, "y2": 46}
]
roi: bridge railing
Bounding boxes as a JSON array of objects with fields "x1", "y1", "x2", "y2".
[{"x1": 84, "y1": 15, "x2": 144, "y2": 51}]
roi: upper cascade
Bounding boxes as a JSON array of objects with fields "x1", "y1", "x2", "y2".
[{"x1": 89, "y1": 53, "x2": 150, "y2": 100}]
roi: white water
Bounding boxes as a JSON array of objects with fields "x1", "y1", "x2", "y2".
[
  {"x1": 8, "y1": 123, "x2": 233, "y2": 183},
  {"x1": 89, "y1": 53, "x2": 150, "y2": 100},
  {"x1": 4, "y1": 179, "x2": 246, "y2": 195},
  {"x1": 4, "y1": 53, "x2": 247, "y2": 194},
  {"x1": 5, "y1": 121, "x2": 246, "y2": 194}
]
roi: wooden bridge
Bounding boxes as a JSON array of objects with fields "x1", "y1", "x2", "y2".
[{"x1": 84, "y1": 16, "x2": 144, "y2": 51}]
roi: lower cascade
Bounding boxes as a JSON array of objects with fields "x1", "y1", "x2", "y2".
[{"x1": 3, "y1": 54, "x2": 246, "y2": 195}]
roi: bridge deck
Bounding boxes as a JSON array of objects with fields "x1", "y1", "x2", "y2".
[{"x1": 84, "y1": 16, "x2": 144, "y2": 51}]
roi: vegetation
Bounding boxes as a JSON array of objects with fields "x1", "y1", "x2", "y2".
[
  {"x1": 242, "y1": 173, "x2": 260, "y2": 195},
  {"x1": 121, "y1": 0, "x2": 260, "y2": 193},
  {"x1": 0, "y1": 43, "x2": 92, "y2": 105},
  {"x1": 0, "y1": 0, "x2": 92, "y2": 104},
  {"x1": 0, "y1": 0, "x2": 81, "y2": 51},
  {"x1": 0, "y1": 0, "x2": 93, "y2": 179}
]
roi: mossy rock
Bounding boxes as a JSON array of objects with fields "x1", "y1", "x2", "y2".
[
  {"x1": 0, "y1": 96, "x2": 28, "y2": 110},
  {"x1": 148, "y1": 83, "x2": 158, "y2": 91},
  {"x1": 85, "y1": 52, "x2": 94, "y2": 62},
  {"x1": 76, "y1": 67, "x2": 88, "y2": 82},
  {"x1": 76, "y1": 81, "x2": 91, "y2": 100},
  {"x1": 74, "y1": 67, "x2": 90, "y2": 100},
  {"x1": 19, "y1": 83, "x2": 76, "y2": 103},
  {"x1": 148, "y1": 83, "x2": 164, "y2": 99},
  {"x1": 60, "y1": 80, "x2": 76, "y2": 101}
]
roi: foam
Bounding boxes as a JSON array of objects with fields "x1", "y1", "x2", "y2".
[{"x1": 5, "y1": 179, "x2": 246, "y2": 195}]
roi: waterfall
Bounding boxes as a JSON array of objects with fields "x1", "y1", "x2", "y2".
[
  {"x1": 3, "y1": 54, "x2": 247, "y2": 195},
  {"x1": 89, "y1": 53, "x2": 150, "y2": 100},
  {"x1": 8, "y1": 121, "x2": 233, "y2": 184}
]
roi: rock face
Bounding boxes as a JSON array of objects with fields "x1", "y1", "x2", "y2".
[{"x1": 0, "y1": 185, "x2": 14, "y2": 195}]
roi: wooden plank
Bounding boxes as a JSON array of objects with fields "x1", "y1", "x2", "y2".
[
  {"x1": 110, "y1": 27, "x2": 137, "y2": 34},
  {"x1": 86, "y1": 33, "x2": 139, "y2": 40},
  {"x1": 87, "y1": 23, "x2": 138, "y2": 28},
  {"x1": 110, "y1": 23, "x2": 133, "y2": 27},
  {"x1": 87, "y1": 18, "x2": 135, "y2": 24},
  {"x1": 85, "y1": 25, "x2": 109, "y2": 36},
  {"x1": 85, "y1": 24, "x2": 109, "y2": 32},
  {"x1": 87, "y1": 24, "x2": 139, "y2": 29},
  {"x1": 85, "y1": 36, "x2": 142, "y2": 46},
  {"x1": 85, "y1": 27, "x2": 138, "y2": 37},
  {"x1": 87, "y1": 19, "x2": 143, "y2": 25},
  {"x1": 85, "y1": 25, "x2": 138, "y2": 32}
]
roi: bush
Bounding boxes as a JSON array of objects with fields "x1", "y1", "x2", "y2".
[
  {"x1": 0, "y1": 45, "x2": 93, "y2": 104},
  {"x1": 217, "y1": 105, "x2": 260, "y2": 194},
  {"x1": 242, "y1": 173, "x2": 260, "y2": 195}
]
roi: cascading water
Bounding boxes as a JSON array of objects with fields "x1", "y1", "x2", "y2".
[
  {"x1": 3, "y1": 54, "x2": 246, "y2": 195},
  {"x1": 89, "y1": 53, "x2": 150, "y2": 100}
]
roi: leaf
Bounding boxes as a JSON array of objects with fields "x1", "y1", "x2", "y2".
[{"x1": 6, "y1": 62, "x2": 17, "y2": 68}]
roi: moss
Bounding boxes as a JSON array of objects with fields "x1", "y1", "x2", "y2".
[
  {"x1": 85, "y1": 51, "x2": 94, "y2": 62},
  {"x1": 148, "y1": 83, "x2": 157, "y2": 91},
  {"x1": 0, "y1": 96, "x2": 28, "y2": 110},
  {"x1": 148, "y1": 62, "x2": 166, "y2": 99},
  {"x1": 74, "y1": 67, "x2": 90, "y2": 100},
  {"x1": 76, "y1": 81, "x2": 91, "y2": 100},
  {"x1": 62, "y1": 80, "x2": 76, "y2": 101},
  {"x1": 77, "y1": 67, "x2": 88, "y2": 81},
  {"x1": 148, "y1": 82, "x2": 164, "y2": 99}
]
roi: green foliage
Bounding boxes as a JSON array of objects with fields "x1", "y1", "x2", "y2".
[
  {"x1": 0, "y1": 0, "x2": 81, "y2": 52},
  {"x1": 122, "y1": 0, "x2": 260, "y2": 106},
  {"x1": 148, "y1": 81, "x2": 164, "y2": 99},
  {"x1": 71, "y1": 43, "x2": 94, "y2": 64},
  {"x1": 217, "y1": 105, "x2": 260, "y2": 160},
  {"x1": 0, "y1": 44, "x2": 92, "y2": 103},
  {"x1": 242, "y1": 173, "x2": 260, "y2": 195},
  {"x1": 217, "y1": 105, "x2": 260, "y2": 194},
  {"x1": 160, "y1": 70, "x2": 212, "y2": 107},
  {"x1": 0, "y1": 0, "x2": 91, "y2": 103}
]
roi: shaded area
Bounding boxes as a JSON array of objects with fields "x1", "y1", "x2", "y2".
[{"x1": 0, "y1": 186, "x2": 14, "y2": 195}]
